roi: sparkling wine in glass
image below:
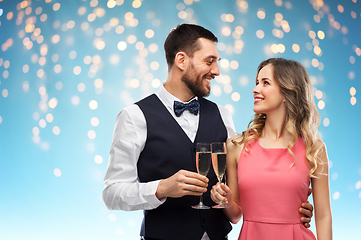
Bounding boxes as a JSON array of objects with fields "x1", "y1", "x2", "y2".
[
  {"x1": 192, "y1": 143, "x2": 212, "y2": 209},
  {"x1": 211, "y1": 142, "x2": 229, "y2": 208}
]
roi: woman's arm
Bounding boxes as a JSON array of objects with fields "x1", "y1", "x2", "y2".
[{"x1": 311, "y1": 141, "x2": 332, "y2": 240}]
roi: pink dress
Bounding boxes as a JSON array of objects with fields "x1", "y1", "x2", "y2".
[{"x1": 237, "y1": 137, "x2": 316, "y2": 240}]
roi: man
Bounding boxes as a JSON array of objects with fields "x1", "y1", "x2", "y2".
[{"x1": 103, "y1": 24, "x2": 313, "y2": 240}]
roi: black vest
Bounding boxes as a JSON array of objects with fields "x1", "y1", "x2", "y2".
[{"x1": 136, "y1": 94, "x2": 232, "y2": 240}]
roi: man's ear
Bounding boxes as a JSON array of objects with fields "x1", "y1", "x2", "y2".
[{"x1": 174, "y1": 52, "x2": 188, "y2": 71}]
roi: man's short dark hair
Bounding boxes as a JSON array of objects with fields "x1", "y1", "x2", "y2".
[{"x1": 164, "y1": 23, "x2": 218, "y2": 70}]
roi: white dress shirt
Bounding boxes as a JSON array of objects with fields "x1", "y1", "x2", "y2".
[{"x1": 103, "y1": 85, "x2": 236, "y2": 239}]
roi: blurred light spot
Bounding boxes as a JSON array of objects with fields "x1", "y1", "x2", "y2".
[
  {"x1": 53, "y1": 126, "x2": 60, "y2": 135},
  {"x1": 55, "y1": 82, "x2": 63, "y2": 90},
  {"x1": 311, "y1": 58, "x2": 319, "y2": 67},
  {"x1": 178, "y1": 11, "x2": 187, "y2": 19},
  {"x1": 230, "y1": 60, "x2": 239, "y2": 70},
  {"x1": 94, "y1": 8, "x2": 105, "y2": 17},
  {"x1": 350, "y1": 96, "x2": 357, "y2": 105},
  {"x1": 94, "y1": 155, "x2": 103, "y2": 164},
  {"x1": 256, "y1": 30, "x2": 264, "y2": 39},
  {"x1": 315, "y1": 90, "x2": 323, "y2": 99},
  {"x1": 78, "y1": 83, "x2": 86, "y2": 92},
  {"x1": 135, "y1": 41, "x2": 144, "y2": 50},
  {"x1": 84, "y1": 56, "x2": 92, "y2": 64},
  {"x1": 220, "y1": 59, "x2": 229, "y2": 69},
  {"x1": 46, "y1": 113, "x2": 53, "y2": 123},
  {"x1": 54, "y1": 168, "x2": 61, "y2": 177},
  {"x1": 23, "y1": 81, "x2": 29, "y2": 92},
  {"x1": 38, "y1": 57, "x2": 46, "y2": 67},
  {"x1": 107, "y1": 0, "x2": 116, "y2": 8},
  {"x1": 39, "y1": 119, "x2": 46, "y2": 128},
  {"x1": 309, "y1": 30, "x2": 316, "y2": 39},
  {"x1": 222, "y1": 27, "x2": 232, "y2": 36},
  {"x1": 356, "y1": 181, "x2": 361, "y2": 189},
  {"x1": 145, "y1": 29, "x2": 154, "y2": 38},
  {"x1": 4, "y1": 60, "x2": 10, "y2": 68},
  {"x1": 149, "y1": 43, "x2": 158, "y2": 53},
  {"x1": 217, "y1": 42, "x2": 226, "y2": 51},
  {"x1": 7, "y1": 11, "x2": 13, "y2": 20},
  {"x1": 350, "y1": 87, "x2": 356, "y2": 96},
  {"x1": 257, "y1": 9, "x2": 265, "y2": 19},
  {"x1": 130, "y1": 79, "x2": 140, "y2": 88},
  {"x1": 39, "y1": 86, "x2": 46, "y2": 95},
  {"x1": 108, "y1": 213, "x2": 117, "y2": 221},
  {"x1": 151, "y1": 79, "x2": 161, "y2": 88},
  {"x1": 88, "y1": 130, "x2": 96, "y2": 139},
  {"x1": 314, "y1": 46, "x2": 322, "y2": 56},
  {"x1": 0, "y1": 116, "x2": 2, "y2": 124},
  {"x1": 91, "y1": 117, "x2": 99, "y2": 126},
  {"x1": 33, "y1": 127, "x2": 40, "y2": 136},
  {"x1": 88, "y1": 13, "x2": 96, "y2": 22},
  {"x1": 132, "y1": 0, "x2": 141, "y2": 8},
  {"x1": 337, "y1": 4, "x2": 344, "y2": 13},
  {"x1": 323, "y1": 118, "x2": 330, "y2": 127},
  {"x1": 72, "y1": 96, "x2": 80, "y2": 105},
  {"x1": 332, "y1": 191, "x2": 340, "y2": 200},
  {"x1": 117, "y1": 41, "x2": 127, "y2": 51},
  {"x1": 69, "y1": 50, "x2": 77, "y2": 59},
  {"x1": 331, "y1": 172, "x2": 338, "y2": 180},
  {"x1": 212, "y1": 85, "x2": 222, "y2": 97},
  {"x1": 231, "y1": 92, "x2": 240, "y2": 102},
  {"x1": 150, "y1": 61, "x2": 159, "y2": 70},
  {"x1": 239, "y1": 76, "x2": 248, "y2": 86},
  {"x1": 78, "y1": 6, "x2": 86, "y2": 15},
  {"x1": 94, "y1": 79, "x2": 103, "y2": 88},
  {"x1": 33, "y1": 112, "x2": 40, "y2": 121},
  {"x1": 348, "y1": 71, "x2": 355, "y2": 80},
  {"x1": 225, "y1": 104, "x2": 234, "y2": 115},
  {"x1": 318, "y1": 100, "x2": 325, "y2": 110},
  {"x1": 54, "y1": 64, "x2": 62, "y2": 73},
  {"x1": 292, "y1": 44, "x2": 300, "y2": 53},
  {"x1": 48, "y1": 98, "x2": 58, "y2": 109},
  {"x1": 95, "y1": 39, "x2": 105, "y2": 50},
  {"x1": 224, "y1": 85, "x2": 232, "y2": 94},
  {"x1": 89, "y1": 100, "x2": 98, "y2": 110},
  {"x1": 73, "y1": 66, "x2": 81, "y2": 75},
  {"x1": 3, "y1": 70, "x2": 9, "y2": 79},
  {"x1": 351, "y1": 11, "x2": 357, "y2": 19},
  {"x1": 350, "y1": 56, "x2": 355, "y2": 64},
  {"x1": 275, "y1": 12, "x2": 283, "y2": 21},
  {"x1": 317, "y1": 30, "x2": 325, "y2": 40},
  {"x1": 116, "y1": 228, "x2": 124, "y2": 235}
]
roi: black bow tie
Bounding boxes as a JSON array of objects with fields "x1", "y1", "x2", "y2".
[{"x1": 173, "y1": 99, "x2": 200, "y2": 117}]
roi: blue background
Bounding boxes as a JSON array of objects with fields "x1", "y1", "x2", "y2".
[{"x1": 0, "y1": 0, "x2": 360, "y2": 239}]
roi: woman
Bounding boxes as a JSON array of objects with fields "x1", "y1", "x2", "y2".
[{"x1": 211, "y1": 58, "x2": 332, "y2": 239}]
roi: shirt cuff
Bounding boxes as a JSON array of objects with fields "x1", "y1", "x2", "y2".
[{"x1": 145, "y1": 180, "x2": 167, "y2": 208}]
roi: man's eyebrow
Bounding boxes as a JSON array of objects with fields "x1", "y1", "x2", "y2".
[{"x1": 206, "y1": 55, "x2": 221, "y2": 61}]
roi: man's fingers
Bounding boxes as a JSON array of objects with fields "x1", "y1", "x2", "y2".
[{"x1": 182, "y1": 170, "x2": 209, "y2": 183}]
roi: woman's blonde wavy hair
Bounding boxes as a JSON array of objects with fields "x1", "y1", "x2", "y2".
[{"x1": 237, "y1": 58, "x2": 323, "y2": 177}]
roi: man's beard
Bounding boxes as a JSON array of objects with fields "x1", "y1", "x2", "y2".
[{"x1": 181, "y1": 63, "x2": 211, "y2": 98}]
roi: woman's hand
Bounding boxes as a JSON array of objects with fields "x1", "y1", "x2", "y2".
[{"x1": 210, "y1": 182, "x2": 232, "y2": 205}]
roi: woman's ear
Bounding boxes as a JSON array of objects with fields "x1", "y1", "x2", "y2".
[{"x1": 174, "y1": 52, "x2": 187, "y2": 71}]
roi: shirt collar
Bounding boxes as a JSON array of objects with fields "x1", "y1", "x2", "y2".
[{"x1": 157, "y1": 84, "x2": 198, "y2": 111}]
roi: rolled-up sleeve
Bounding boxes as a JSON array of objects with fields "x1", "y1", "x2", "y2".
[{"x1": 102, "y1": 105, "x2": 165, "y2": 211}]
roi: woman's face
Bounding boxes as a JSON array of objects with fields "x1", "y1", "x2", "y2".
[{"x1": 252, "y1": 64, "x2": 285, "y2": 115}]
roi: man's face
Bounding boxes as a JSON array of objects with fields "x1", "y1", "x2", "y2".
[{"x1": 181, "y1": 38, "x2": 220, "y2": 98}]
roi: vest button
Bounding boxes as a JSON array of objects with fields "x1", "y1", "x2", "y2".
[{"x1": 203, "y1": 219, "x2": 207, "y2": 224}]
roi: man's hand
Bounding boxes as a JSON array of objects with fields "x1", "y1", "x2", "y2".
[
  {"x1": 299, "y1": 188, "x2": 314, "y2": 228},
  {"x1": 155, "y1": 170, "x2": 209, "y2": 200}
]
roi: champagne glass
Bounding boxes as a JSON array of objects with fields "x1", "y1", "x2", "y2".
[
  {"x1": 192, "y1": 143, "x2": 212, "y2": 209},
  {"x1": 211, "y1": 142, "x2": 229, "y2": 208}
]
